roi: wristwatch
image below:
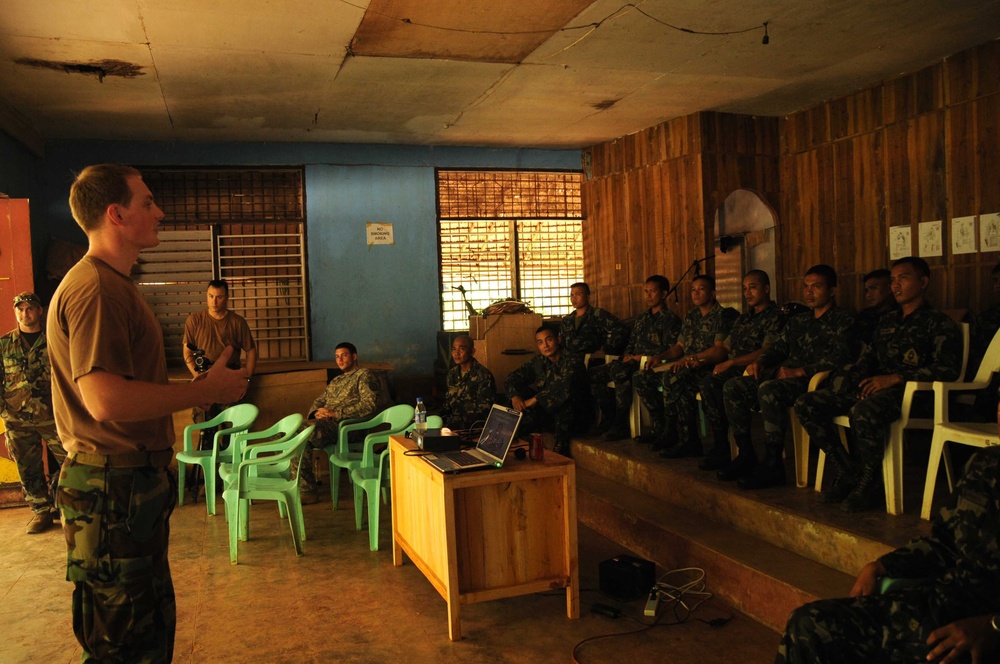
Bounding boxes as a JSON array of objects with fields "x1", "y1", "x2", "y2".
[{"x1": 991, "y1": 614, "x2": 1000, "y2": 632}]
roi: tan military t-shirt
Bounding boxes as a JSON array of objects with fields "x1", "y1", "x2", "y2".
[{"x1": 48, "y1": 256, "x2": 174, "y2": 455}]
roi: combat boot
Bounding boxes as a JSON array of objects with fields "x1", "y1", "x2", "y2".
[
  {"x1": 841, "y1": 462, "x2": 883, "y2": 512},
  {"x1": 635, "y1": 413, "x2": 666, "y2": 446},
  {"x1": 659, "y1": 414, "x2": 702, "y2": 458},
  {"x1": 699, "y1": 426, "x2": 732, "y2": 471},
  {"x1": 717, "y1": 432, "x2": 757, "y2": 481},
  {"x1": 820, "y1": 446, "x2": 856, "y2": 504},
  {"x1": 737, "y1": 442, "x2": 785, "y2": 489},
  {"x1": 603, "y1": 412, "x2": 632, "y2": 441}
]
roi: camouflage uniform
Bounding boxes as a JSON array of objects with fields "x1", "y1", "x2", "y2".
[
  {"x1": 696, "y1": 303, "x2": 786, "y2": 437},
  {"x1": 58, "y1": 452, "x2": 176, "y2": 663},
  {"x1": 505, "y1": 352, "x2": 590, "y2": 449},
  {"x1": 634, "y1": 303, "x2": 738, "y2": 443},
  {"x1": 794, "y1": 304, "x2": 962, "y2": 464},
  {"x1": 559, "y1": 306, "x2": 627, "y2": 357},
  {"x1": 853, "y1": 304, "x2": 898, "y2": 348},
  {"x1": 440, "y1": 358, "x2": 497, "y2": 430},
  {"x1": 776, "y1": 447, "x2": 1000, "y2": 663},
  {"x1": 723, "y1": 307, "x2": 855, "y2": 445},
  {"x1": 0, "y1": 327, "x2": 67, "y2": 515},
  {"x1": 588, "y1": 307, "x2": 681, "y2": 420},
  {"x1": 299, "y1": 368, "x2": 380, "y2": 492}
]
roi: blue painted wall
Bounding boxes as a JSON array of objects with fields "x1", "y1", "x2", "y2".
[{"x1": 34, "y1": 141, "x2": 581, "y2": 374}]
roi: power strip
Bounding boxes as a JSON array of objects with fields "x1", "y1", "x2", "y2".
[{"x1": 643, "y1": 588, "x2": 660, "y2": 617}]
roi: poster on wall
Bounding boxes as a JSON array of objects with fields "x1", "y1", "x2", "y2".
[
  {"x1": 982, "y1": 213, "x2": 1000, "y2": 252},
  {"x1": 951, "y1": 216, "x2": 977, "y2": 255},
  {"x1": 918, "y1": 220, "x2": 942, "y2": 257},
  {"x1": 889, "y1": 225, "x2": 912, "y2": 260}
]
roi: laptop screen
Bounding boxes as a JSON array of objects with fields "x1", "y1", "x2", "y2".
[{"x1": 477, "y1": 405, "x2": 521, "y2": 461}]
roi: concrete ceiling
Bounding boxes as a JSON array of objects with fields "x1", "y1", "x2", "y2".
[{"x1": 1, "y1": 0, "x2": 998, "y2": 152}]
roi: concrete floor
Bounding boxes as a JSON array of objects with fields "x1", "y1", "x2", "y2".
[{"x1": 0, "y1": 486, "x2": 779, "y2": 664}]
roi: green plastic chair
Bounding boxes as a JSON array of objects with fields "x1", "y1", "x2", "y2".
[
  {"x1": 350, "y1": 415, "x2": 442, "y2": 551},
  {"x1": 324, "y1": 404, "x2": 414, "y2": 510},
  {"x1": 218, "y1": 413, "x2": 304, "y2": 502},
  {"x1": 176, "y1": 403, "x2": 259, "y2": 516},
  {"x1": 222, "y1": 424, "x2": 315, "y2": 564}
]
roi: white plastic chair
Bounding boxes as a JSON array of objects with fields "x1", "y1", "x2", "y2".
[{"x1": 920, "y1": 328, "x2": 1000, "y2": 519}]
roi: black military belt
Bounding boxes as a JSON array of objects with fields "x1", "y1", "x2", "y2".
[{"x1": 70, "y1": 449, "x2": 174, "y2": 469}]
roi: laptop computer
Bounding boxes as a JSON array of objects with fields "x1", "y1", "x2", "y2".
[{"x1": 422, "y1": 404, "x2": 522, "y2": 473}]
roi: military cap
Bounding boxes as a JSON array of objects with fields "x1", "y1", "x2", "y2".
[{"x1": 13, "y1": 292, "x2": 41, "y2": 307}]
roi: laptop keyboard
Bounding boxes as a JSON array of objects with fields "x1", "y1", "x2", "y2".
[{"x1": 449, "y1": 451, "x2": 483, "y2": 467}]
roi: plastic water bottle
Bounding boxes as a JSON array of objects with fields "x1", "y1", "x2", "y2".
[{"x1": 414, "y1": 397, "x2": 427, "y2": 434}]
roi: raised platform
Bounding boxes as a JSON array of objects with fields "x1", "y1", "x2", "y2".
[{"x1": 570, "y1": 434, "x2": 937, "y2": 632}]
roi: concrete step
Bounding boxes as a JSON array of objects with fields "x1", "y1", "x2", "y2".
[
  {"x1": 577, "y1": 467, "x2": 853, "y2": 632},
  {"x1": 570, "y1": 436, "x2": 935, "y2": 632}
]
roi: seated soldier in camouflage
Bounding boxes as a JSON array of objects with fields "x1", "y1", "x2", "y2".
[
  {"x1": 440, "y1": 335, "x2": 496, "y2": 431},
  {"x1": 722, "y1": 264, "x2": 855, "y2": 490},
  {"x1": 634, "y1": 275, "x2": 737, "y2": 457},
  {"x1": 506, "y1": 324, "x2": 590, "y2": 456},
  {"x1": 559, "y1": 282, "x2": 626, "y2": 359},
  {"x1": 699, "y1": 270, "x2": 785, "y2": 474},
  {"x1": 853, "y1": 268, "x2": 898, "y2": 347},
  {"x1": 776, "y1": 445, "x2": 1000, "y2": 663},
  {"x1": 591, "y1": 275, "x2": 681, "y2": 441},
  {"x1": 794, "y1": 257, "x2": 962, "y2": 512},
  {"x1": 299, "y1": 342, "x2": 380, "y2": 503}
]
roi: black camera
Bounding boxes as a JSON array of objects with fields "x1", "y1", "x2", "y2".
[{"x1": 186, "y1": 343, "x2": 213, "y2": 373}]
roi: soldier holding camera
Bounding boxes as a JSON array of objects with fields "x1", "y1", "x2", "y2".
[{"x1": 182, "y1": 279, "x2": 257, "y2": 386}]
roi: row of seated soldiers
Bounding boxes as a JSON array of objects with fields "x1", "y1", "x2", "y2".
[{"x1": 439, "y1": 255, "x2": 996, "y2": 513}]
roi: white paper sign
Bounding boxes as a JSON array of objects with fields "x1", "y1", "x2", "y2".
[
  {"x1": 951, "y1": 216, "x2": 977, "y2": 255},
  {"x1": 889, "y1": 226, "x2": 912, "y2": 260},
  {"x1": 918, "y1": 220, "x2": 942, "y2": 257},
  {"x1": 366, "y1": 222, "x2": 394, "y2": 246},
  {"x1": 982, "y1": 213, "x2": 1000, "y2": 252}
]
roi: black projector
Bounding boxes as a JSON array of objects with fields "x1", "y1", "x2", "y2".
[{"x1": 599, "y1": 554, "x2": 655, "y2": 600}]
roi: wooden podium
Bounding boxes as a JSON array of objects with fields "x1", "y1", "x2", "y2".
[
  {"x1": 389, "y1": 434, "x2": 579, "y2": 640},
  {"x1": 469, "y1": 313, "x2": 542, "y2": 391}
]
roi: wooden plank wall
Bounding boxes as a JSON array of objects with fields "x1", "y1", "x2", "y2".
[
  {"x1": 778, "y1": 39, "x2": 1000, "y2": 314},
  {"x1": 582, "y1": 38, "x2": 1000, "y2": 319},
  {"x1": 581, "y1": 112, "x2": 779, "y2": 321}
]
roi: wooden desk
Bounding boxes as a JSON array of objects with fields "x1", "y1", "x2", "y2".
[{"x1": 389, "y1": 435, "x2": 579, "y2": 641}]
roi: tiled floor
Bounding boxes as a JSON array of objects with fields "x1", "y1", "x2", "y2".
[{"x1": 0, "y1": 487, "x2": 779, "y2": 664}]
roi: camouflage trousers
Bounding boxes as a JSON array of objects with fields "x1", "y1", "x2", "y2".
[
  {"x1": 776, "y1": 586, "x2": 982, "y2": 663},
  {"x1": 724, "y1": 375, "x2": 810, "y2": 443},
  {"x1": 510, "y1": 394, "x2": 580, "y2": 446},
  {"x1": 635, "y1": 365, "x2": 713, "y2": 439},
  {"x1": 695, "y1": 367, "x2": 744, "y2": 434},
  {"x1": 56, "y1": 457, "x2": 176, "y2": 663},
  {"x1": 588, "y1": 360, "x2": 640, "y2": 416},
  {"x1": 298, "y1": 417, "x2": 341, "y2": 493},
  {"x1": 3, "y1": 420, "x2": 67, "y2": 514},
  {"x1": 794, "y1": 381, "x2": 904, "y2": 465}
]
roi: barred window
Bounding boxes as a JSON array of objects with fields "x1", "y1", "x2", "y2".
[
  {"x1": 437, "y1": 170, "x2": 583, "y2": 332},
  {"x1": 137, "y1": 167, "x2": 309, "y2": 365}
]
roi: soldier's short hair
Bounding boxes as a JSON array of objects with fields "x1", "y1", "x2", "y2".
[
  {"x1": 891, "y1": 256, "x2": 930, "y2": 279},
  {"x1": 69, "y1": 164, "x2": 142, "y2": 232},
  {"x1": 744, "y1": 269, "x2": 770, "y2": 286},
  {"x1": 335, "y1": 342, "x2": 358, "y2": 355},
  {"x1": 863, "y1": 268, "x2": 891, "y2": 283},
  {"x1": 453, "y1": 334, "x2": 474, "y2": 350},
  {"x1": 692, "y1": 274, "x2": 716, "y2": 290},
  {"x1": 208, "y1": 279, "x2": 229, "y2": 294},
  {"x1": 991, "y1": 261, "x2": 1000, "y2": 275},
  {"x1": 805, "y1": 264, "x2": 838, "y2": 288},
  {"x1": 535, "y1": 323, "x2": 561, "y2": 339},
  {"x1": 570, "y1": 282, "x2": 590, "y2": 295},
  {"x1": 645, "y1": 275, "x2": 670, "y2": 292}
]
